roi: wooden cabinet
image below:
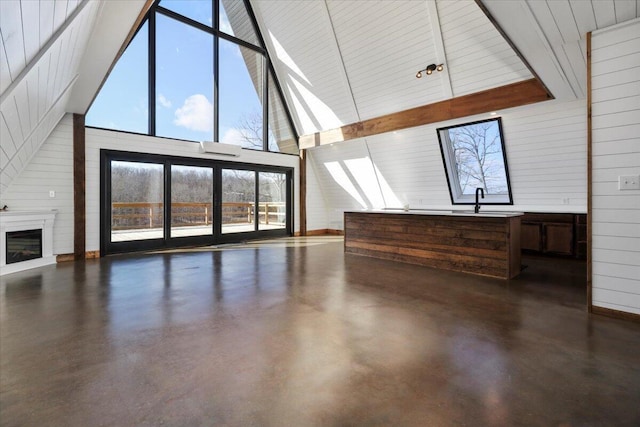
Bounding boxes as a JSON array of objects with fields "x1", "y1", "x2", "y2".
[
  {"x1": 520, "y1": 213, "x2": 586, "y2": 259},
  {"x1": 521, "y1": 222, "x2": 542, "y2": 251},
  {"x1": 543, "y1": 223, "x2": 573, "y2": 255},
  {"x1": 575, "y1": 215, "x2": 587, "y2": 259},
  {"x1": 345, "y1": 212, "x2": 522, "y2": 279}
]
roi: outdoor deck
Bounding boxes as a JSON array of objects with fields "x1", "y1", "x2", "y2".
[
  {"x1": 111, "y1": 223, "x2": 286, "y2": 242},
  {"x1": 110, "y1": 201, "x2": 285, "y2": 241}
]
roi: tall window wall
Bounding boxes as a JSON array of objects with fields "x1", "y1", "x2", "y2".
[
  {"x1": 102, "y1": 150, "x2": 293, "y2": 255},
  {"x1": 87, "y1": 0, "x2": 299, "y2": 155}
]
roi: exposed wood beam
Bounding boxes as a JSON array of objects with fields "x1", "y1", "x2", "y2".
[
  {"x1": 73, "y1": 114, "x2": 86, "y2": 260},
  {"x1": 586, "y1": 31, "x2": 593, "y2": 313},
  {"x1": 299, "y1": 78, "x2": 552, "y2": 148}
]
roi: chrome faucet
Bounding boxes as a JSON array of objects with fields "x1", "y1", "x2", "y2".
[{"x1": 474, "y1": 187, "x2": 485, "y2": 213}]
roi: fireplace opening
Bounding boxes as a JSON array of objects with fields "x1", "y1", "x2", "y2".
[{"x1": 6, "y1": 229, "x2": 43, "y2": 264}]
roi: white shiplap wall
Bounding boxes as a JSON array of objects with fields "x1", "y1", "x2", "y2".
[
  {"x1": 307, "y1": 139, "x2": 375, "y2": 230},
  {"x1": 591, "y1": 18, "x2": 640, "y2": 315},
  {"x1": 0, "y1": 116, "x2": 74, "y2": 255},
  {"x1": 307, "y1": 97, "x2": 587, "y2": 230},
  {"x1": 305, "y1": 154, "x2": 329, "y2": 232},
  {"x1": 1, "y1": 115, "x2": 300, "y2": 255}
]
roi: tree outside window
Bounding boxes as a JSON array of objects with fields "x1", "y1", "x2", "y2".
[{"x1": 437, "y1": 118, "x2": 513, "y2": 205}]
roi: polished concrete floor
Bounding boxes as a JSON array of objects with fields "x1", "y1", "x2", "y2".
[{"x1": 1, "y1": 237, "x2": 639, "y2": 426}]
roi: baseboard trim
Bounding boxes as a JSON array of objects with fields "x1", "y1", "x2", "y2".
[
  {"x1": 56, "y1": 251, "x2": 101, "y2": 262},
  {"x1": 304, "y1": 229, "x2": 344, "y2": 236},
  {"x1": 56, "y1": 254, "x2": 74, "y2": 262},
  {"x1": 592, "y1": 306, "x2": 640, "y2": 323}
]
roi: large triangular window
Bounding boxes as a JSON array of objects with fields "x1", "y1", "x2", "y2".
[{"x1": 87, "y1": 0, "x2": 298, "y2": 155}]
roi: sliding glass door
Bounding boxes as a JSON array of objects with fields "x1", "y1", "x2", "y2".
[
  {"x1": 110, "y1": 160, "x2": 164, "y2": 243},
  {"x1": 221, "y1": 169, "x2": 256, "y2": 234},
  {"x1": 259, "y1": 172, "x2": 287, "y2": 231},
  {"x1": 171, "y1": 165, "x2": 214, "y2": 238},
  {"x1": 101, "y1": 150, "x2": 292, "y2": 255}
]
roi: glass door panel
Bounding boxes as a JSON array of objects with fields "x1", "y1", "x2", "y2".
[
  {"x1": 171, "y1": 165, "x2": 213, "y2": 237},
  {"x1": 110, "y1": 161, "x2": 164, "y2": 242},
  {"x1": 258, "y1": 172, "x2": 286, "y2": 230},
  {"x1": 221, "y1": 169, "x2": 255, "y2": 234}
]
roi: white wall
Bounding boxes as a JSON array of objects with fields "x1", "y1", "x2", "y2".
[
  {"x1": 305, "y1": 154, "x2": 329, "y2": 231},
  {"x1": 308, "y1": 97, "x2": 587, "y2": 229},
  {"x1": 0, "y1": 117, "x2": 74, "y2": 255},
  {"x1": 1, "y1": 114, "x2": 300, "y2": 255},
  {"x1": 591, "y1": 18, "x2": 640, "y2": 315}
]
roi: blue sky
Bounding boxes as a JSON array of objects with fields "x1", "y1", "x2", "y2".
[{"x1": 86, "y1": 1, "x2": 264, "y2": 146}]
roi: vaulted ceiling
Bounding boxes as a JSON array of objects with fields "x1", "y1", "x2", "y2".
[
  {"x1": 253, "y1": 0, "x2": 639, "y2": 140},
  {"x1": 1, "y1": 0, "x2": 638, "y2": 193},
  {"x1": 252, "y1": 0, "x2": 533, "y2": 136},
  {"x1": 0, "y1": 0, "x2": 146, "y2": 193}
]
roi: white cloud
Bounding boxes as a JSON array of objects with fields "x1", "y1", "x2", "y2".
[
  {"x1": 157, "y1": 94, "x2": 172, "y2": 108},
  {"x1": 220, "y1": 128, "x2": 245, "y2": 146},
  {"x1": 220, "y1": 10, "x2": 233, "y2": 35},
  {"x1": 174, "y1": 94, "x2": 213, "y2": 132}
]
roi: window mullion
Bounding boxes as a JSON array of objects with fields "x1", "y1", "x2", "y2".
[
  {"x1": 263, "y1": 58, "x2": 269, "y2": 151},
  {"x1": 149, "y1": 11, "x2": 156, "y2": 136}
]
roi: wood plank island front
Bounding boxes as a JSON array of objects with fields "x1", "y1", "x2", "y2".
[{"x1": 344, "y1": 210, "x2": 523, "y2": 279}]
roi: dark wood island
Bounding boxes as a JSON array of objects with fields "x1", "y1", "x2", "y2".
[{"x1": 344, "y1": 210, "x2": 523, "y2": 279}]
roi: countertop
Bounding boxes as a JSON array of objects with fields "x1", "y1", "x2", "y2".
[{"x1": 345, "y1": 209, "x2": 524, "y2": 218}]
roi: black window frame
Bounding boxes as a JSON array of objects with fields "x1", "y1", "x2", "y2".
[
  {"x1": 89, "y1": 0, "x2": 299, "y2": 155},
  {"x1": 100, "y1": 149, "x2": 293, "y2": 256},
  {"x1": 437, "y1": 117, "x2": 514, "y2": 206}
]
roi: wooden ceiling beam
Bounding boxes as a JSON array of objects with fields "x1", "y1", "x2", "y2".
[{"x1": 298, "y1": 78, "x2": 552, "y2": 149}]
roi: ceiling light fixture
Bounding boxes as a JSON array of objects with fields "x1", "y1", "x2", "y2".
[{"x1": 416, "y1": 63, "x2": 444, "y2": 78}]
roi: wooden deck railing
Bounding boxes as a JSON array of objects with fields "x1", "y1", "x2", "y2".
[{"x1": 111, "y1": 202, "x2": 285, "y2": 230}]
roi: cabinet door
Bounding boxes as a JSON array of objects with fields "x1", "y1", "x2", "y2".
[
  {"x1": 543, "y1": 223, "x2": 573, "y2": 255},
  {"x1": 521, "y1": 222, "x2": 542, "y2": 251}
]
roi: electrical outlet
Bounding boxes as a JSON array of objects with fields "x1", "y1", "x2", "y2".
[
  {"x1": 49, "y1": 190, "x2": 55, "y2": 198},
  {"x1": 562, "y1": 198, "x2": 570, "y2": 205},
  {"x1": 618, "y1": 175, "x2": 640, "y2": 190}
]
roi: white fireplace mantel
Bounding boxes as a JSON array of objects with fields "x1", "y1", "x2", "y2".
[{"x1": 0, "y1": 210, "x2": 57, "y2": 276}]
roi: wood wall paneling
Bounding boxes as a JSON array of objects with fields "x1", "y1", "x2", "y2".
[
  {"x1": 299, "y1": 149, "x2": 307, "y2": 236},
  {"x1": 345, "y1": 212, "x2": 522, "y2": 280},
  {"x1": 73, "y1": 114, "x2": 85, "y2": 259}
]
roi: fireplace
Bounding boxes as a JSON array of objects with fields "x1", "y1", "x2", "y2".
[
  {"x1": 1, "y1": 210, "x2": 57, "y2": 275},
  {"x1": 6, "y1": 229, "x2": 43, "y2": 264}
]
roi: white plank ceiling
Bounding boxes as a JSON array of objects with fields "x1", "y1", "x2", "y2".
[
  {"x1": 1, "y1": 0, "x2": 100, "y2": 193},
  {"x1": 1, "y1": 0, "x2": 145, "y2": 193},
  {"x1": 253, "y1": 0, "x2": 639, "y2": 136},
  {"x1": 252, "y1": 0, "x2": 536, "y2": 135},
  {"x1": 1, "y1": 0, "x2": 83, "y2": 95},
  {"x1": 483, "y1": 0, "x2": 640, "y2": 100}
]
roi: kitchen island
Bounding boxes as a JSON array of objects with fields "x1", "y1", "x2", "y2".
[{"x1": 344, "y1": 210, "x2": 523, "y2": 279}]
